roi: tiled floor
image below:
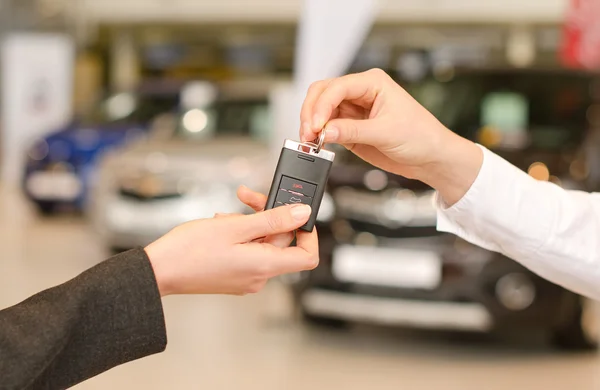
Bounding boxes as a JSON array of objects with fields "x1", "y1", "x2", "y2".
[{"x1": 2, "y1": 187, "x2": 600, "y2": 390}]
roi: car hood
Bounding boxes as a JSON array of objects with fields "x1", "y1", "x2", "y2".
[
  {"x1": 27, "y1": 122, "x2": 147, "y2": 168},
  {"x1": 110, "y1": 137, "x2": 267, "y2": 163},
  {"x1": 100, "y1": 136, "x2": 271, "y2": 186},
  {"x1": 46, "y1": 122, "x2": 145, "y2": 145}
]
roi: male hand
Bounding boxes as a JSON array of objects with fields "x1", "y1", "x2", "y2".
[{"x1": 145, "y1": 199, "x2": 318, "y2": 297}]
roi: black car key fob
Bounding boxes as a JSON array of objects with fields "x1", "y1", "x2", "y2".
[{"x1": 265, "y1": 132, "x2": 335, "y2": 232}]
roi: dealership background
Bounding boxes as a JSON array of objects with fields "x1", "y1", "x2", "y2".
[{"x1": 1, "y1": 0, "x2": 600, "y2": 389}]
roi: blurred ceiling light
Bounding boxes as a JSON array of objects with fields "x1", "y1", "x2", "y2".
[
  {"x1": 363, "y1": 169, "x2": 388, "y2": 191},
  {"x1": 527, "y1": 162, "x2": 550, "y2": 181},
  {"x1": 506, "y1": 26, "x2": 536, "y2": 68},
  {"x1": 182, "y1": 109, "x2": 209, "y2": 133},
  {"x1": 106, "y1": 93, "x2": 136, "y2": 120}
]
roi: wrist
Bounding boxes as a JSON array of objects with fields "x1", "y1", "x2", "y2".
[
  {"x1": 414, "y1": 130, "x2": 483, "y2": 206},
  {"x1": 145, "y1": 240, "x2": 175, "y2": 297}
]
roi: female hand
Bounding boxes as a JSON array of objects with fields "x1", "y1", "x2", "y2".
[
  {"x1": 299, "y1": 68, "x2": 483, "y2": 205},
  {"x1": 145, "y1": 199, "x2": 318, "y2": 297}
]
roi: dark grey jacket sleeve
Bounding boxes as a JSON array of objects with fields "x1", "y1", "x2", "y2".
[{"x1": 0, "y1": 248, "x2": 167, "y2": 390}]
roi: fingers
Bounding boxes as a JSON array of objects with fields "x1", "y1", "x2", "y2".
[
  {"x1": 294, "y1": 228, "x2": 319, "y2": 265},
  {"x1": 322, "y1": 117, "x2": 382, "y2": 146},
  {"x1": 237, "y1": 185, "x2": 267, "y2": 212},
  {"x1": 214, "y1": 213, "x2": 241, "y2": 218},
  {"x1": 229, "y1": 204, "x2": 312, "y2": 243},
  {"x1": 300, "y1": 79, "x2": 331, "y2": 141},
  {"x1": 236, "y1": 185, "x2": 294, "y2": 248},
  {"x1": 264, "y1": 232, "x2": 295, "y2": 248},
  {"x1": 300, "y1": 69, "x2": 386, "y2": 142},
  {"x1": 265, "y1": 228, "x2": 319, "y2": 274}
]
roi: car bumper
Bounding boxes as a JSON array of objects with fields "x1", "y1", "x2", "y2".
[
  {"x1": 302, "y1": 288, "x2": 493, "y2": 332},
  {"x1": 24, "y1": 170, "x2": 85, "y2": 205},
  {"x1": 295, "y1": 223, "x2": 576, "y2": 332}
]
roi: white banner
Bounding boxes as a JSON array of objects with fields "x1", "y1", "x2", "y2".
[
  {"x1": 1, "y1": 34, "x2": 74, "y2": 186},
  {"x1": 273, "y1": 0, "x2": 379, "y2": 146}
]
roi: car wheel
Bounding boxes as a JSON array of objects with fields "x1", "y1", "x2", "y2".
[
  {"x1": 300, "y1": 310, "x2": 350, "y2": 330},
  {"x1": 551, "y1": 298, "x2": 599, "y2": 352}
]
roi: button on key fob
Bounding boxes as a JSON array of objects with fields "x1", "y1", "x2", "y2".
[{"x1": 265, "y1": 132, "x2": 335, "y2": 232}]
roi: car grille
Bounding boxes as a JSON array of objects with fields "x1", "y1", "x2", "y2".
[
  {"x1": 332, "y1": 186, "x2": 437, "y2": 228},
  {"x1": 346, "y1": 219, "x2": 443, "y2": 238},
  {"x1": 118, "y1": 188, "x2": 182, "y2": 201}
]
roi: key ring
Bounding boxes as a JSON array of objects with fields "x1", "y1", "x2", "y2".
[
  {"x1": 314, "y1": 128, "x2": 326, "y2": 153},
  {"x1": 298, "y1": 128, "x2": 326, "y2": 154}
]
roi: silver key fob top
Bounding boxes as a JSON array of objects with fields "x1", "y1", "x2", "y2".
[{"x1": 265, "y1": 135, "x2": 335, "y2": 232}]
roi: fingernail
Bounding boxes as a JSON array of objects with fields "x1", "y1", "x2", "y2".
[
  {"x1": 325, "y1": 125, "x2": 339, "y2": 142},
  {"x1": 312, "y1": 114, "x2": 324, "y2": 130},
  {"x1": 290, "y1": 204, "x2": 311, "y2": 221}
]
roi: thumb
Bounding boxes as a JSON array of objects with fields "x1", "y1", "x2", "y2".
[
  {"x1": 228, "y1": 204, "x2": 312, "y2": 243},
  {"x1": 324, "y1": 118, "x2": 382, "y2": 147}
]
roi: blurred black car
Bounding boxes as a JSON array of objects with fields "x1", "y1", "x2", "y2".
[{"x1": 287, "y1": 68, "x2": 600, "y2": 351}]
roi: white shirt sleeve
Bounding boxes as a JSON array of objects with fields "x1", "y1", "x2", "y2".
[{"x1": 436, "y1": 144, "x2": 600, "y2": 300}]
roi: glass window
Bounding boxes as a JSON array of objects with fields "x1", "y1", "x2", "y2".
[{"x1": 406, "y1": 70, "x2": 594, "y2": 152}]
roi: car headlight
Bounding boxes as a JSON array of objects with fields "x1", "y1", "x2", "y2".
[{"x1": 317, "y1": 192, "x2": 335, "y2": 222}]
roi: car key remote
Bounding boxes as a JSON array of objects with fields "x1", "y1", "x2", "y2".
[{"x1": 265, "y1": 131, "x2": 335, "y2": 232}]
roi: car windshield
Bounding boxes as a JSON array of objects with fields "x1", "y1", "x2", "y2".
[
  {"x1": 404, "y1": 70, "x2": 595, "y2": 152},
  {"x1": 80, "y1": 93, "x2": 179, "y2": 127},
  {"x1": 332, "y1": 70, "x2": 596, "y2": 166},
  {"x1": 173, "y1": 99, "x2": 271, "y2": 141}
]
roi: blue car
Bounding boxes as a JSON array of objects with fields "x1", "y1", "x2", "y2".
[{"x1": 23, "y1": 87, "x2": 180, "y2": 214}]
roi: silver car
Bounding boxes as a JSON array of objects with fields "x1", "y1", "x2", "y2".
[{"x1": 89, "y1": 83, "x2": 273, "y2": 250}]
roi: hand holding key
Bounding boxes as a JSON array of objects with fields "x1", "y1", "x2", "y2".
[
  {"x1": 299, "y1": 68, "x2": 483, "y2": 206},
  {"x1": 145, "y1": 199, "x2": 318, "y2": 296}
]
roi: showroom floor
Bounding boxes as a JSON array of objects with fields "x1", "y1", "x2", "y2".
[{"x1": 2, "y1": 188, "x2": 600, "y2": 390}]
